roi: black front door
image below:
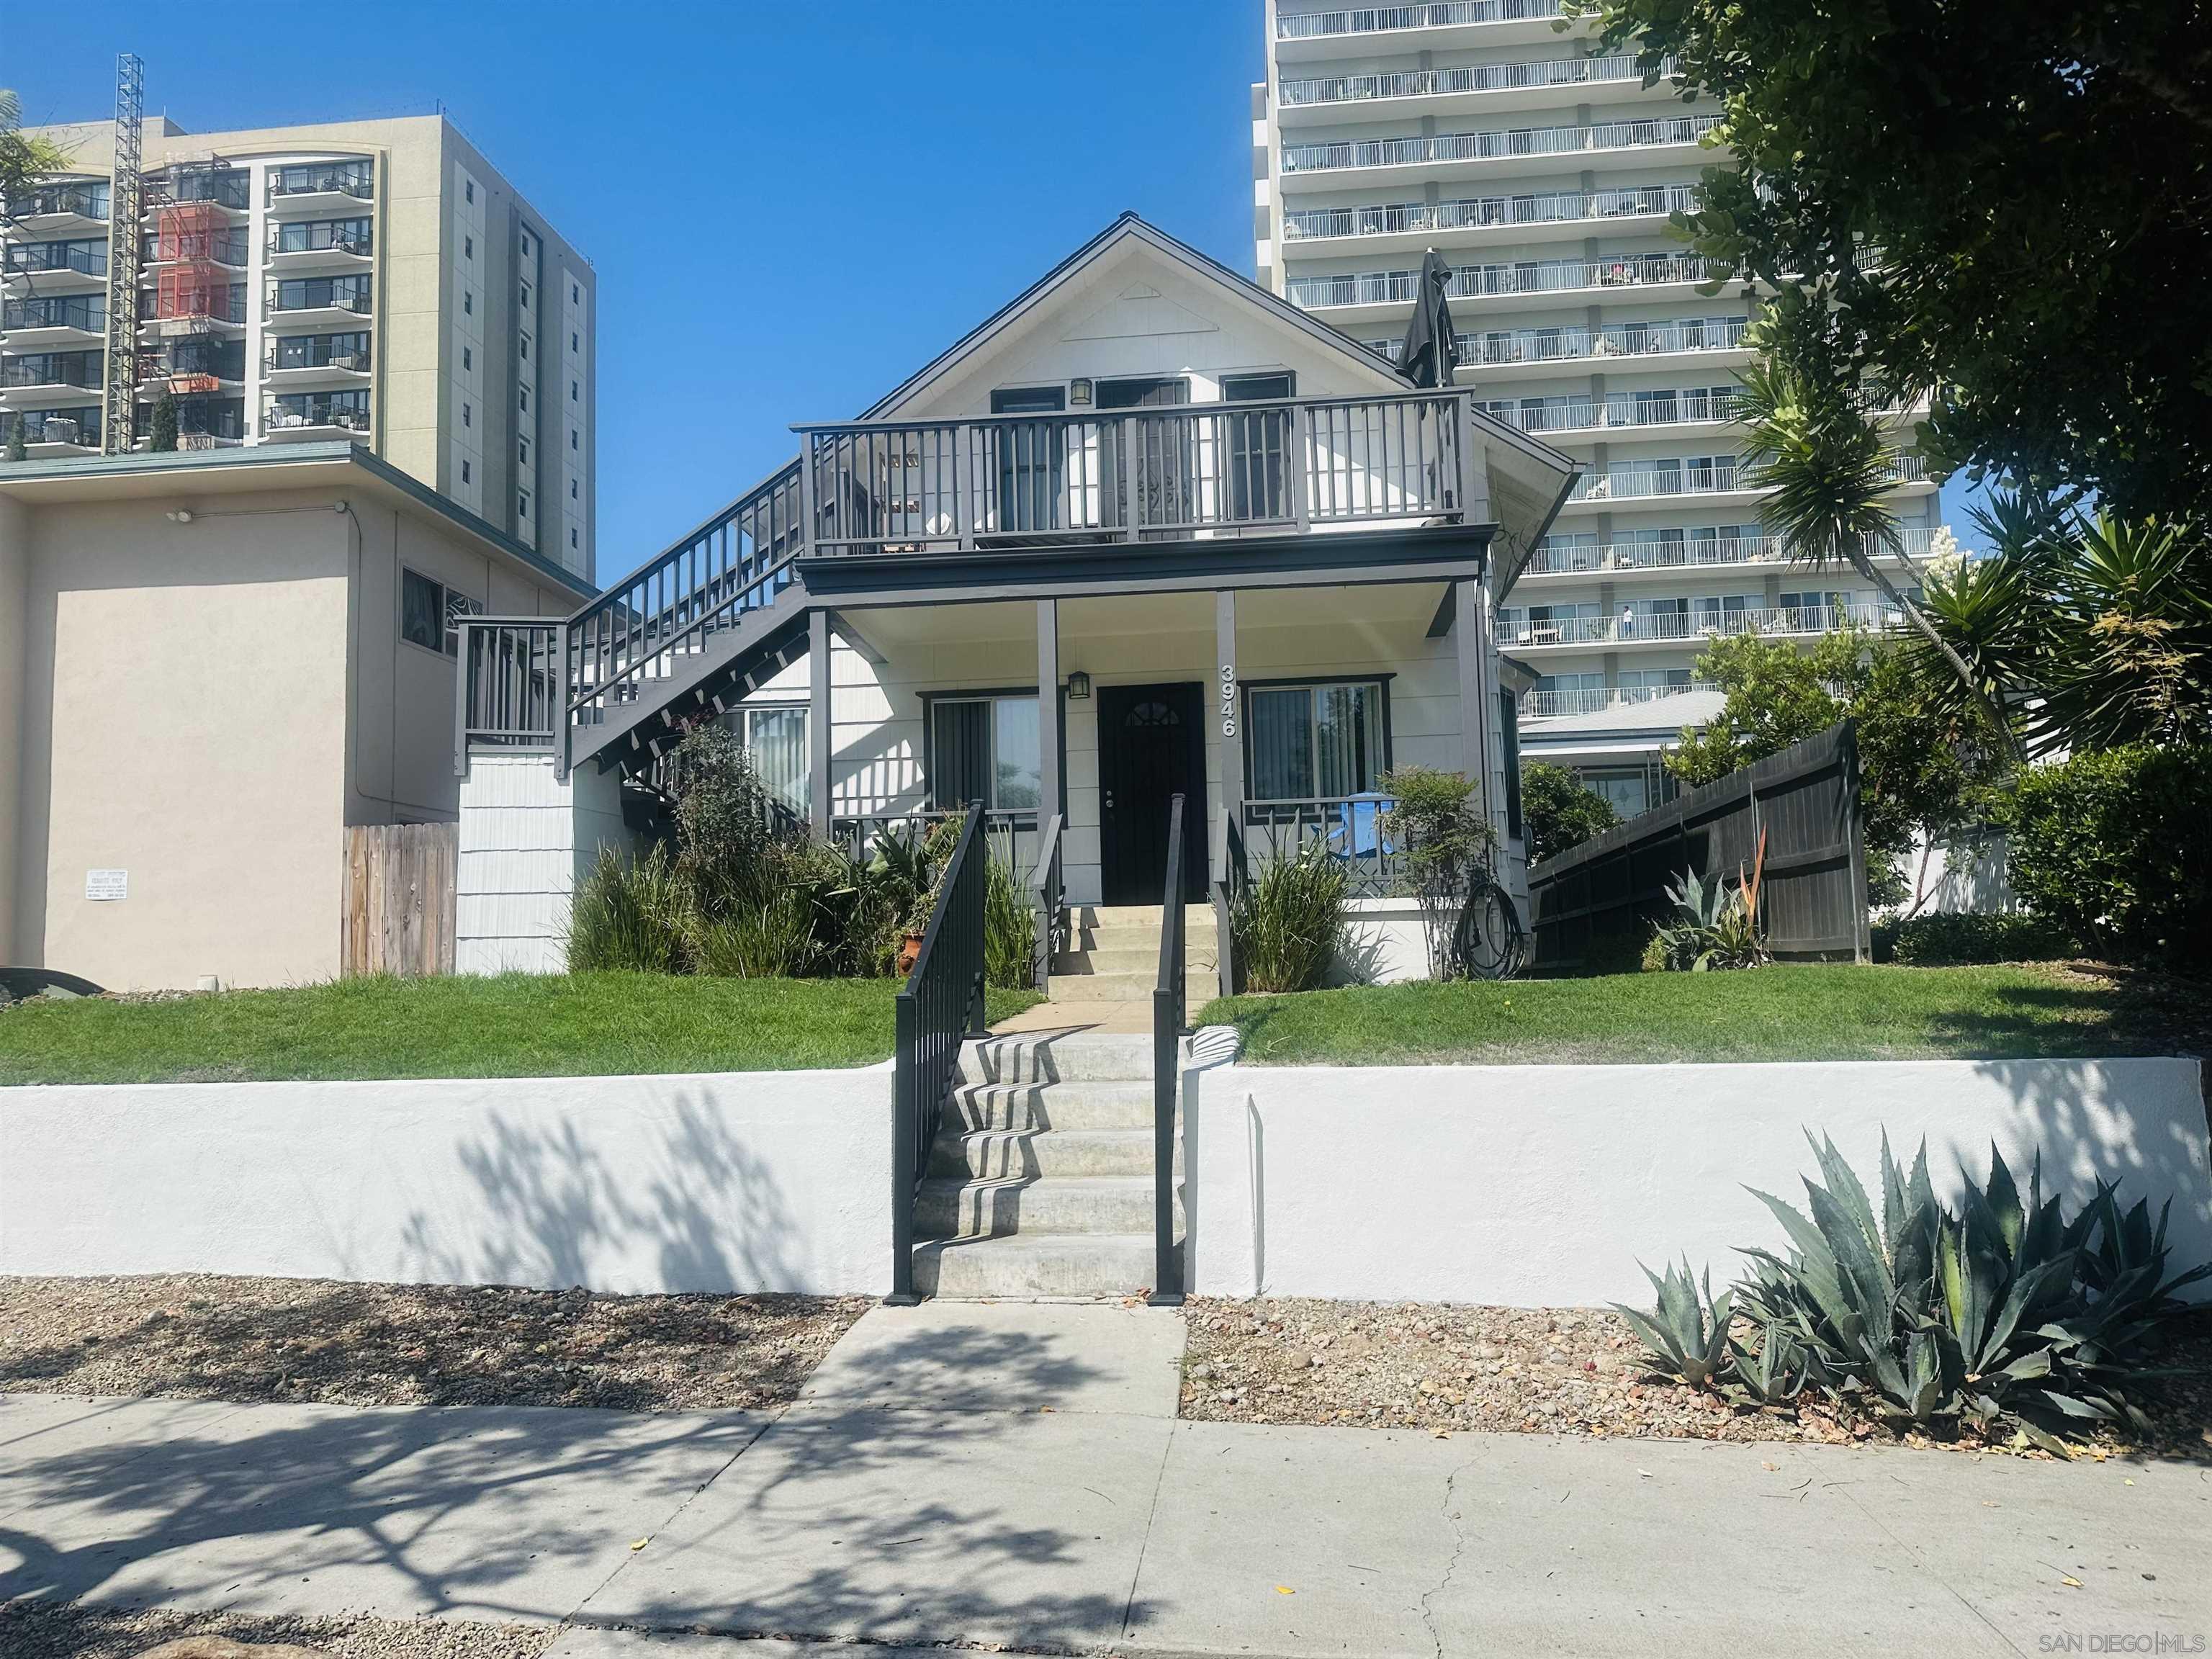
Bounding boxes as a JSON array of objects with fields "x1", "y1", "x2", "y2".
[{"x1": 1098, "y1": 680, "x2": 1207, "y2": 905}]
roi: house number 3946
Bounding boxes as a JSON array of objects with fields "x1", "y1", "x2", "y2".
[{"x1": 1219, "y1": 664, "x2": 1238, "y2": 738}]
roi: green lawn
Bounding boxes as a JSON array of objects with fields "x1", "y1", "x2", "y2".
[
  {"x1": 1197, "y1": 963, "x2": 2200, "y2": 1066},
  {"x1": 0, "y1": 974, "x2": 1043, "y2": 1085}
]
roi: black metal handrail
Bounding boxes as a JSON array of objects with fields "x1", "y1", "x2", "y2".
[
  {"x1": 1149, "y1": 793, "x2": 1187, "y2": 1307},
  {"x1": 887, "y1": 802, "x2": 990, "y2": 1304},
  {"x1": 1029, "y1": 811, "x2": 1065, "y2": 995}
]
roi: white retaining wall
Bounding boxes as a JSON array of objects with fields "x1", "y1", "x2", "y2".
[
  {"x1": 1186, "y1": 1057, "x2": 2212, "y2": 1306},
  {"x1": 0, "y1": 1067, "x2": 894, "y2": 1295}
]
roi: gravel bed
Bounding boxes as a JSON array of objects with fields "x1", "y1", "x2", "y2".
[
  {"x1": 0, "y1": 1602, "x2": 557, "y2": 1659},
  {"x1": 0, "y1": 1274, "x2": 869, "y2": 1412},
  {"x1": 1180, "y1": 1298, "x2": 2212, "y2": 1460}
]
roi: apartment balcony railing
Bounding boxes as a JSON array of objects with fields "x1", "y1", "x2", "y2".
[
  {"x1": 1282, "y1": 116, "x2": 1720, "y2": 176},
  {"x1": 1290, "y1": 253, "x2": 1719, "y2": 312},
  {"x1": 4, "y1": 243, "x2": 108, "y2": 278},
  {"x1": 1520, "y1": 682, "x2": 1717, "y2": 719},
  {"x1": 265, "y1": 282, "x2": 374, "y2": 318},
  {"x1": 264, "y1": 394, "x2": 369, "y2": 432},
  {"x1": 269, "y1": 224, "x2": 373, "y2": 258},
  {"x1": 1, "y1": 354, "x2": 103, "y2": 390},
  {"x1": 799, "y1": 392, "x2": 1479, "y2": 553},
  {"x1": 1460, "y1": 315, "x2": 1750, "y2": 366},
  {"x1": 0, "y1": 408, "x2": 101, "y2": 447},
  {"x1": 1281, "y1": 54, "x2": 1673, "y2": 107},
  {"x1": 1571, "y1": 459, "x2": 1741, "y2": 500},
  {"x1": 167, "y1": 168, "x2": 251, "y2": 210},
  {"x1": 1278, "y1": 0, "x2": 1565, "y2": 38},
  {"x1": 1284, "y1": 184, "x2": 1698, "y2": 242},
  {"x1": 1520, "y1": 527, "x2": 1938, "y2": 576},
  {"x1": 266, "y1": 339, "x2": 372, "y2": 374},
  {"x1": 1482, "y1": 389, "x2": 1741, "y2": 435},
  {"x1": 1507, "y1": 603, "x2": 1892, "y2": 647},
  {"x1": 267, "y1": 163, "x2": 374, "y2": 203},
  {"x1": 4, "y1": 181, "x2": 110, "y2": 221},
  {"x1": 3, "y1": 296, "x2": 107, "y2": 333}
]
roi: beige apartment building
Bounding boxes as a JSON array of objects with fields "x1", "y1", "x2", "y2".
[
  {"x1": 3, "y1": 112, "x2": 595, "y2": 583},
  {"x1": 0, "y1": 444, "x2": 589, "y2": 990}
]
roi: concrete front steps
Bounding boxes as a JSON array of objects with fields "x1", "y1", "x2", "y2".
[
  {"x1": 911, "y1": 1031, "x2": 1180, "y2": 1300},
  {"x1": 1048, "y1": 904, "x2": 1218, "y2": 1003}
]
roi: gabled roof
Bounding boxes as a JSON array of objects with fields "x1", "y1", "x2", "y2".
[{"x1": 857, "y1": 212, "x2": 1416, "y2": 419}]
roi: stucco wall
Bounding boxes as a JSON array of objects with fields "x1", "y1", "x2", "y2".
[
  {"x1": 0, "y1": 495, "x2": 27, "y2": 962},
  {"x1": 1187, "y1": 1057, "x2": 2212, "y2": 1305},
  {"x1": 0, "y1": 1066, "x2": 894, "y2": 1295},
  {"x1": 12, "y1": 495, "x2": 354, "y2": 989}
]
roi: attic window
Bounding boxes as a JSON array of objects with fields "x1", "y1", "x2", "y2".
[
  {"x1": 989, "y1": 386, "x2": 1065, "y2": 414},
  {"x1": 1223, "y1": 371, "x2": 1296, "y2": 403}
]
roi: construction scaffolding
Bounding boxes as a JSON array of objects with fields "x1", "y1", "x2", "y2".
[{"x1": 99, "y1": 53, "x2": 144, "y2": 456}]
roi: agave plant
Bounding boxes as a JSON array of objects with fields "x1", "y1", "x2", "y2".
[
  {"x1": 1612, "y1": 1258, "x2": 1733, "y2": 1388},
  {"x1": 1647, "y1": 866, "x2": 1767, "y2": 971}
]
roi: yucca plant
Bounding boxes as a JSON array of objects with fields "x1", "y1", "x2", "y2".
[
  {"x1": 1613, "y1": 1259, "x2": 1733, "y2": 1389},
  {"x1": 565, "y1": 843, "x2": 689, "y2": 974},
  {"x1": 1233, "y1": 837, "x2": 1351, "y2": 993}
]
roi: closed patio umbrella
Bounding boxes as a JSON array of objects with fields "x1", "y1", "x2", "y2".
[{"x1": 1396, "y1": 247, "x2": 1460, "y2": 389}]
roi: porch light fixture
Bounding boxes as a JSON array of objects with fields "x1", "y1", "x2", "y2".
[
  {"x1": 1066, "y1": 670, "x2": 1092, "y2": 701},
  {"x1": 1069, "y1": 378, "x2": 1094, "y2": 408}
]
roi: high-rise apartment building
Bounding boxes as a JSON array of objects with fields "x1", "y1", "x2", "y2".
[
  {"x1": 1252, "y1": 0, "x2": 1938, "y2": 813},
  {"x1": 2, "y1": 112, "x2": 595, "y2": 580}
]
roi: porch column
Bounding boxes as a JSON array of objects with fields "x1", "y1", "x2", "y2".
[
  {"x1": 1455, "y1": 577, "x2": 1493, "y2": 820},
  {"x1": 1214, "y1": 589, "x2": 1241, "y2": 994},
  {"x1": 808, "y1": 607, "x2": 832, "y2": 839},
  {"x1": 1036, "y1": 598, "x2": 1060, "y2": 827}
]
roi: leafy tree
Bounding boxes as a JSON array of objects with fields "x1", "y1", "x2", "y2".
[
  {"x1": 1668, "y1": 629, "x2": 1998, "y2": 909},
  {"x1": 1578, "y1": 0, "x2": 2212, "y2": 523},
  {"x1": 1910, "y1": 496, "x2": 2212, "y2": 755},
  {"x1": 1732, "y1": 310, "x2": 2022, "y2": 766},
  {"x1": 148, "y1": 392, "x2": 179, "y2": 453},
  {"x1": 1519, "y1": 763, "x2": 1619, "y2": 864},
  {"x1": 3, "y1": 422, "x2": 24, "y2": 464},
  {"x1": 1, "y1": 90, "x2": 73, "y2": 210}
]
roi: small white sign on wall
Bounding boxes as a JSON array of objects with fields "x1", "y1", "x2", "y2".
[{"x1": 86, "y1": 869, "x2": 128, "y2": 902}]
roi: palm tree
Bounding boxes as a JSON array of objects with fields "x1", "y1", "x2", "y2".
[{"x1": 1733, "y1": 315, "x2": 2026, "y2": 767}]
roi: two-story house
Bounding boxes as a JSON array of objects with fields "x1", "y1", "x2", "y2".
[{"x1": 453, "y1": 216, "x2": 1578, "y2": 991}]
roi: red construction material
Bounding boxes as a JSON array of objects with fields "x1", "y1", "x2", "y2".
[{"x1": 156, "y1": 262, "x2": 228, "y2": 321}]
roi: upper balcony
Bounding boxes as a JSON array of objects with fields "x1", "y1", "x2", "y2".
[
  {"x1": 1277, "y1": 54, "x2": 1678, "y2": 125},
  {"x1": 264, "y1": 332, "x2": 374, "y2": 380},
  {"x1": 1480, "y1": 387, "x2": 1742, "y2": 440},
  {"x1": 263, "y1": 390, "x2": 371, "y2": 441},
  {"x1": 3, "y1": 239, "x2": 109, "y2": 286},
  {"x1": 1519, "y1": 680, "x2": 1717, "y2": 720},
  {"x1": 3, "y1": 180, "x2": 110, "y2": 233},
  {"x1": 1276, "y1": 0, "x2": 1587, "y2": 58},
  {"x1": 796, "y1": 392, "x2": 1483, "y2": 555},
  {"x1": 1, "y1": 295, "x2": 107, "y2": 345},
  {"x1": 1279, "y1": 115, "x2": 1722, "y2": 193},
  {"x1": 163, "y1": 165, "x2": 251, "y2": 213},
  {"x1": 0, "y1": 349, "x2": 104, "y2": 396},
  {"x1": 1506, "y1": 601, "x2": 1897, "y2": 651},
  {"x1": 1519, "y1": 526, "x2": 1939, "y2": 578},
  {"x1": 264, "y1": 275, "x2": 375, "y2": 327},
  {"x1": 1556, "y1": 453, "x2": 1927, "y2": 511},
  {"x1": 1282, "y1": 184, "x2": 1699, "y2": 257},
  {"x1": 266, "y1": 218, "x2": 374, "y2": 266},
  {"x1": 1448, "y1": 315, "x2": 1753, "y2": 377},
  {"x1": 265, "y1": 160, "x2": 375, "y2": 215},
  {"x1": 0, "y1": 406, "x2": 103, "y2": 457},
  {"x1": 1290, "y1": 252, "x2": 1724, "y2": 327}
]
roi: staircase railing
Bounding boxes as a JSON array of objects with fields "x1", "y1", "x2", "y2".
[
  {"x1": 1149, "y1": 793, "x2": 1187, "y2": 1307},
  {"x1": 1210, "y1": 804, "x2": 1249, "y2": 999},
  {"x1": 1029, "y1": 811, "x2": 1064, "y2": 996},
  {"x1": 562, "y1": 459, "x2": 806, "y2": 765},
  {"x1": 886, "y1": 801, "x2": 989, "y2": 1305},
  {"x1": 453, "y1": 618, "x2": 563, "y2": 769}
]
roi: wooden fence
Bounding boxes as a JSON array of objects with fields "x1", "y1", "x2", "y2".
[
  {"x1": 341, "y1": 822, "x2": 458, "y2": 977},
  {"x1": 1525, "y1": 721, "x2": 1869, "y2": 974}
]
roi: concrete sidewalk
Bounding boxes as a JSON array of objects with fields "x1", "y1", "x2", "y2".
[{"x1": 3, "y1": 1302, "x2": 2208, "y2": 1657}]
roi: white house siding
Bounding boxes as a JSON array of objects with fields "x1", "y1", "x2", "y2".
[{"x1": 456, "y1": 752, "x2": 635, "y2": 975}]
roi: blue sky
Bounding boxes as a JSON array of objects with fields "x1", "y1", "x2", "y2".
[{"x1": 10, "y1": 1, "x2": 1978, "y2": 577}]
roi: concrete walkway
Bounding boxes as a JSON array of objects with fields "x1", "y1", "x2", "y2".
[{"x1": 4, "y1": 1302, "x2": 2208, "y2": 1657}]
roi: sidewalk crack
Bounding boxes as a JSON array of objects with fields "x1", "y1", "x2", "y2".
[
  {"x1": 1418, "y1": 1455, "x2": 1479, "y2": 1659},
  {"x1": 1118, "y1": 1420, "x2": 1180, "y2": 1646},
  {"x1": 1832, "y1": 1479, "x2": 2026, "y2": 1657}
]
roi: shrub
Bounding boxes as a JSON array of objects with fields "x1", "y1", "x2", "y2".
[
  {"x1": 982, "y1": 850, "x2": 1038, "y2": 991},
  {"x1": 567, "y1": 844, "x2": 688, "y2": 973},
  {"x1": 1619, "y1": 1132, "x2": 2212, "y2": 1449},
  {"x1": 1520, "y1": 763, "x2": 1619, "y2": 864},
  {"x1": 1877, "y1": 910, "x2": 2074, "y2": 966},
  {"x1": 666, "y1": 724, "x2": 782, "y2": 913},
  {"x1": 2000, "y1": 745, "x2": 2212, "y2": 968},
  {"x1": 1381, "y1": 766, "x2": 1496, "y2": 980},
  {"x1": 1233, "y1": 838, "x2": 1350, "y2": 993}
]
